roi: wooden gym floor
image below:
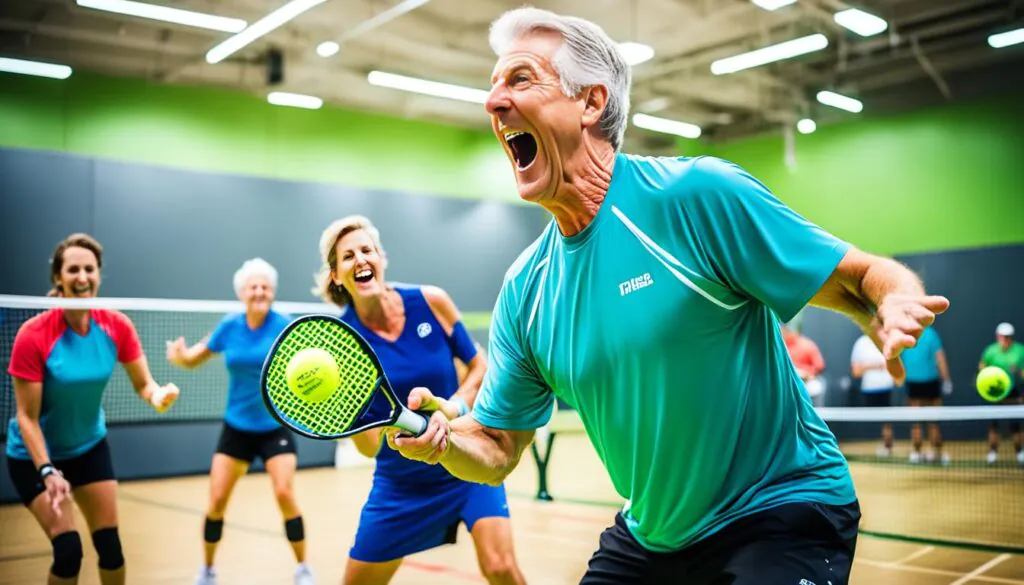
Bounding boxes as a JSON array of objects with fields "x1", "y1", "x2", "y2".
[{"x1": 1, "y1": 433, "x2": 1021, "y2": 584}]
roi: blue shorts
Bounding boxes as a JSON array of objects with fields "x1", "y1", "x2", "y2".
[{"x1": 349, "y1": 477, "x2": 510, "y2": 563}]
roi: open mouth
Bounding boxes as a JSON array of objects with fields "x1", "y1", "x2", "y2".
[
  {"x1": 354, "y1": 268, "x2": 374, "y2": 284},
  {"x1": 505, "y1": 131, "x2": 538, "y2": 170},
  {"x1": 72, "y1": 284, "x2": 92, "y2": 295}
]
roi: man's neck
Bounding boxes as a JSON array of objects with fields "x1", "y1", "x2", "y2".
[{"x1": 541, "y1": 140, "x2": 617, "y2": 238}]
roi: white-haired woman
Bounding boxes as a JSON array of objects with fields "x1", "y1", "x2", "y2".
[
  {"x1": 166, "y1": 258, "x2": 314, "y2": 585},
  {"x1": 313, "y1": 216, "x2": 526, "y2": 585}
]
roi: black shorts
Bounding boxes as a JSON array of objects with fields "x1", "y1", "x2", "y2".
[
  {"x1": 862, "y1": 391, "x2": 892, "y2": 407},
  {"x1": 906, "y1": 379, "x2": 942, "y2": 400},
  {"x1": 215, "y1": 423, "x2": 297, "y2": 464},
  {"x1": 581, "y1": 500, "x2": 861, "y2": 585},
  {"x1": 6, "y1": 438, "x2": 116, "y2": 506}
]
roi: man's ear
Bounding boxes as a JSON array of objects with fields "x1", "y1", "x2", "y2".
[{"x1": 581, "y1": 85, "x2": 609, "y2": 129}]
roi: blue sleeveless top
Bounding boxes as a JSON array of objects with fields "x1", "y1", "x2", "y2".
[{"x1": 341, "y1": 285, "x2": 467, "y2": 486}]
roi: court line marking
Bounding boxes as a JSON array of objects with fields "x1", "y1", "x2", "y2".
[
  {"x1": 403, "y1": 559, "x2": 485, "y2": 583},
  {"x1": 950, "y1": 554, "x2": 1014, "y2": 585},
  {"x1": 113, "y1": 489, "x2": 488, "y2": 582},
  {"x1": 888, "y1": 545, "x2": 936, "y2": 566}
]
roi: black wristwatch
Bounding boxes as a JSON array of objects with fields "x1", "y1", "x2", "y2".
[{"x1": 38, "y1": 463, "x2": 60, "y2": 481}]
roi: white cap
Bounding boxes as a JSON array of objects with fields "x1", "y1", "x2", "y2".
[{"x1": 996, "y1": 322, "x2": 1015, "y2": 337}]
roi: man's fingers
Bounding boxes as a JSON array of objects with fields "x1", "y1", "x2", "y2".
[
  {"x1": 907, "y1": 304, "x2": 939, "y2": 328},
  {"x1": 884, "y1": 331, "x2": 917, "y2": 360},
  {"x1": 408, "y1": 387, "x2": 437, "y2": 411},
  {"x1": 887, "y1": 358, "x2": 906, "y2": 387},
  {"x1": 921, "y1": 295, "x2": 950, "y2": 314}
]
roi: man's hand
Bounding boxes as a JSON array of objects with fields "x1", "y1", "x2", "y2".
[
  {"x1": 384, "y1": 388, "x2": 458, "y2": 464},
  {"x1": 869, "y1": 293, "x2": 950, "y2": 384}
]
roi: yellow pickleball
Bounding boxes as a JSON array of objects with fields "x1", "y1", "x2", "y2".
[
  {"x1": 976, "y1": 366, "x2": 1011, "y2": 402},
  {"x1": 286, "y1": 348, "x2": 340, "y2": 404}
]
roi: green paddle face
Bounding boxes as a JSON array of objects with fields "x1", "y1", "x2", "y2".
[{"x1": 261, "y1": 315, "x2": 425, "y2": 439}]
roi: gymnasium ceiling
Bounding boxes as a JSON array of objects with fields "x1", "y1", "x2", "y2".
[{"x1": 1, "y1": 0, "x2": 1023, "y2": 150}]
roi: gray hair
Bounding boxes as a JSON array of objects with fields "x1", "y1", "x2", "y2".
[
  {"x1": 312, "y1": 215, "x2": 388, "y2": 308},
  {"x1": 233, "y1": 258, "x2": 277, "y2": 298},
  {"x1": 489, "y1": 7, "x2": 632, "y2": 150}
]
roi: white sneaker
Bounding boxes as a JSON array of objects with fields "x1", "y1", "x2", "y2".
[
  {"x1": 923, "y1": 450, "x2": 936, "y2": 463},
  {"x1": 876, "y1": 445, "x2": 892, "y2": 457},
  {"x1": 909, "y1": 451, "x2": 921, "y2": 464},
  {"x1": 294, "y1": 563, "x2": 315, "y2": 585},
  {"x1": 986, "y1": 450, "x2": 998, "y2": 465},
  {"x1": 1017, "y1": 451, "x2": 1024, "y2": 466},
  {"x1": 195, "y1": 566, "x2": 217, "y2": 585},
  {"x1": 940, "y1": 452, "x2": 951, "y2": 466}
]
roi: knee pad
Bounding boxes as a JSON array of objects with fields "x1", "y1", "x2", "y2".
[
  {"x1": 285, "y1": 516, "x2": 304, "y2": 542},
  {"x1": 51, "y1": 531, "x2": 83, "y2": 579},
  {"x1": 204, "y1": 517, "x2": 224, "y2": 543},
  {"x1": 92, "y1": 527, "x2": 125, "y2": 570}
]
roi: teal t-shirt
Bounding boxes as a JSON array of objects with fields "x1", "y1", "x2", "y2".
[
  {"x1": 473, "y1": 153, "x2": 857, "y2": 552},
  {"x1": 901, "y1": 326, "x2": 943, "y2": 383}
]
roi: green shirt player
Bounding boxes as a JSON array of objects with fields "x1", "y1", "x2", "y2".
[
  {"x1": 979, "y1": 322, "x2": 1024, "y2": 465},
  {"x1": 387, "y1": 8, "x2": 950, "y2": 584}
]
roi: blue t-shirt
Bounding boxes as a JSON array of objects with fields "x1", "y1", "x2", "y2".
[
  {"x1": 901, "y1": 326, "x2": 943, "y2": 383},
  {"x1": 473, "y1": 154, "x2": 857, "y2": 552},
  {"x1": 341, "y1": 286, "x2": 478, "y2": 486},
  {"x1": 7, "y1": 309, "x2": 142, "y2": 460},
  {"x1": 207, "y1": 310, "x2": 292, "y2": 433}
]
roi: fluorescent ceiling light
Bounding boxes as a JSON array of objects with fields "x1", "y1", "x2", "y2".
[
  {"x1": 816, "y1": 90, "x2": 862, "y2": 113},
  {"x1": 988, "y1": 27, "x2": 1024, "y2": 49},
  {"x1": 797, "y1": 118, "x2": 816, "y2": 134},
  {"x1": 632, "y1": 113, "x2": 701, "y2": 139},
  {"x1": 76, "y1": 0, "x2": 246, "y2": 33},
  {"x1": 833, "y1": 8, "x2": 888, "y2": 37},
  {"x1": 711, "y1": 33, "x2": 828, "y2": 75},
  {"x1": 367, "y1": 70, "x2": 489, "y2": 104},
  {"x1": 206, "y1": 0, "x2": 327, "y2": 64},
  {"x1": 618, "y1": 42, "x2": 655, "y2": 66},
  {"x1": 751, "y1": 0, "x2": 797, "y2": 10},
  {"x1": 267, "y1": 91, "x2": 322, "y2": 109},
  {"x1": 316, "y1": 41, "x2": 339, "y2": 57},
  {"x1": 0, "y1": 57, "x2": 72, "y2": 79}
]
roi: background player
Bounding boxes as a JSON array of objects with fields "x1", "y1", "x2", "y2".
[
  {"x1": 900, "y1": 324, "x2": 952, "y2": 464},
  {"x1": 978, "y1": 322, "x2": 1024, "y2": 464},
  {"x1": 6, "y1": 233, "x2": 179, "y2": 585},
  {"x1": 313, "y1": 215, "x2": 526, "y2": 585},
  {"x1": 166, "y1": 258, "x2": 315, "y2": 585},
  {"x1": 852, "y1": 333, "x2": 897, "y2": 456}
]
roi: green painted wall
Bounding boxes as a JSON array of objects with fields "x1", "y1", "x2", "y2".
[
  {"x1": 4, "y1": 70, "x2": 1022, "y2": 255},
  {"x1": 0, "y1": 70, "x2": 518, "y2": 202},
  {"x1": 686, "y1": 94, "x2": 1024, "y2": 255}
]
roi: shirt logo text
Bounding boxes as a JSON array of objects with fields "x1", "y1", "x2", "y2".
[{"x1": 619, "y1": 273, "x2": 654, "y2": 296}]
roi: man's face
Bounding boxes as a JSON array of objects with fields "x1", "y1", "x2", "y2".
[{"x1": 486, "y1": 31, "x2": 589, "y2": 202}]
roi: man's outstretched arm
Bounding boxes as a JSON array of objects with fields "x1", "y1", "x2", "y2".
[{"x1": 810, "y1": 247, "x2": 950, "y2": 384}]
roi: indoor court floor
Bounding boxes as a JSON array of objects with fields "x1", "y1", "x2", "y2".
[{"x1": 1, "y1": 433, "x2": 1021, "y2": 584}]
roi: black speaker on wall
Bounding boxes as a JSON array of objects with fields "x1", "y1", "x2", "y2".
[{"x1": 267, "y1": 48, "x2": 284, "y2": 85}]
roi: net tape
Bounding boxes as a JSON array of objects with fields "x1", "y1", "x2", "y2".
[{"x1": 0, "y1": 295, "x2": 340, "y2": 431}]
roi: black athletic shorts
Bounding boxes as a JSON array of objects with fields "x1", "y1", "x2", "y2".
[
  {"x1": 7, "y1": 438, "x2": 116, "y2": 506},
  {"x1": 581, "y1": 500, "x2": 861, "y2": 585},
  {"x1": 862, "y1": 391, "x2": 891, "y2": 407},
  {"x1": 906, "y1": 379, "x2": 942, "y2": 400},
  {"x1": 215, "y1": 422, "x2": 297, "y2": 464}
]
